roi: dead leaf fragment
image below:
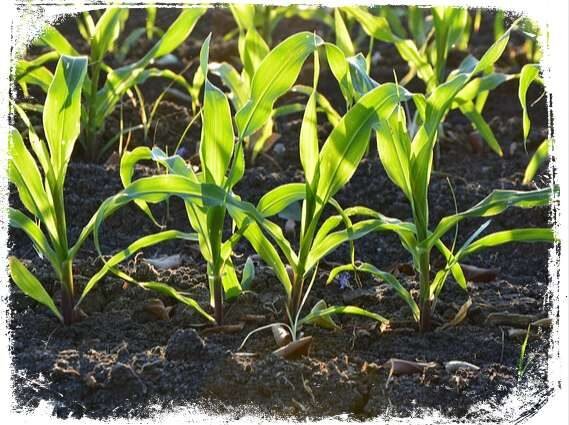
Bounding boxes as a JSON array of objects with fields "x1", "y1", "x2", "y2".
[
  {"x1": 202, "y1": 322, "x2": 245, "y2": 335},
  {"x1": 485, "y1": 312, "x2": 539, "y2": 328},
  {"x1": 531, "y1": 318, "x2": 552, "y2": 329},
  {"x1": 272, "y1": 325, "x2": 292, "y2": 347},
  {"x1": 145, "y1": 254, "x2": 182, "y2": 270},
  {"x1": 143, "y1": 298, "x2": 173, "y2": 321},
  {"x1": 468, "y1": 131, "x2": 484, "y2": 154},
  {"x1": 444, "y1": 360, "x2": 480, "y2": 374},
  {"x1": 273, "y1": 336, "x2": 313, "y2": 360},
  {"x1": 461, "y1": 264, "x2": 500, "y2": 282},
  {"x1": 438, "y1": 298, "x2": 472, "y2": 331},
  {"x1": 382, "y1": 358, "x2": 438, "y2": 377}
]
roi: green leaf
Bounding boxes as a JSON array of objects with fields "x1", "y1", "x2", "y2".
[
  {"x1": 40, "y1": 26, "x2": 79, "y2": 56},
  {"x1": 141, "y1": 281, "x2": 214, "y2": 322},
  {"x1": 229, "y1": 4, "x2": 256, "y2": 30},
  {"x1": 316, "y1": 82, "x2": 409, "y2": 208},
  {"x1": 228, "y1": 205, "x2": 293, "y2": 296},
  {"x1": 235, "y1": 31, "x2": 323, "y2": 139},
  {"x1": 523, "y1": 139, "x2": 550, "y2": 185},
  {"x1": 92, "y1": 8, "x2": 124, "y2": 61},
  {"x1": 80, "y1": 230, "x2": 198, "y2": 303},
  {"x1": 334, "y1": 9, "x2": 355, "y2": 57},
  {"x1": 119, "y1": 146, "x2": 160, "y2": 226},
  {"x1": 458, "y1": 228, "x2": 555, "y2": 260},
  {"x1": 324, "y1": 43, "x2": 354, "y2": 106},
  {"x1": 518, "y1": 64, "x2": 542, "y2": 142},
  {"x1": 8, "y1": 127, "x2": 59, "y2": 246},
  {"x1": 9, "y1": 208, "x2": 60, "y2": 274},
  {"x1": 300, "y1": 304, "x2": 389, "y2": 326},
  {"x1": 241, "y1": 256, "x2": 255, "y2": 290},
  {"x1": 348, "y1": 53, "x2": 379, "y2": 97},
  {"x1": 43, "y1": 55, "x2": 88, "y2": 183},
  {"x1": 221, "y1": 259, "x2": 242, "y2": 300},
  {"x1": 303, "y1": 299, "x2": 339, "y2": 330},
  {"x1": 341, "y1": 6, "x2": 395, "y2": 43},
  {"x1": 200, "y1": 80, "x2": 235, "y2": 185},
  {"x1": 299, "y1": 51, "x2": 320, "y2": 189},
  {"x1": 95, "y1": 8, "x2": 205, "y2": 128},
  {"x1": 257, "y1": 183, "x2": 306, "y2": 217},
  {"x1": 242, "y1": 27, "x2": 270, "y2": 82},
  {"x1": 292, "y1": 84, "x2": 341, "y2": 126},
  {"x1": 459, "y1": 101, "x2": 503, "y2": 156},
  {"x1": 454, "y1": 73, "x2": 512, "y2": 104},
  {"x1": 376, "y1": 107, "x2": 412, "y2": 200},
  {"x1": 9, "y1": 256, "x2": 62, "y2": 322},
  {"x1": 428, "y1": 188, "x2": 555, "y2": 248},
  {"x1": 306, "y1": 218, "x2": 414, "y2": 272},
  {"x1": 327, "y1": 262, "x2": 420, "y2": 322},
  {"x1": 209, "y1": 62, "x2": 249, "y2": 109}
]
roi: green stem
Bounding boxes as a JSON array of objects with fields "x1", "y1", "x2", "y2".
[
  {"x1": 288, "y1": 273, "x2": 304, "y2": 321},
  {"x1": 418, "y1": 250, "x2": 431, "y2": 332},
  {"x1": 61, "y1": 260, "x2": 75, "y2": 325},
  {"x1": 212, "y1": 272, "x2": 223, "y2": 325}
]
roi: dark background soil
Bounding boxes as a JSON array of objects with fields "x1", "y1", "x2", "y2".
[{"x1": 8, "y1": 6, "x2": 556, "y2": 421}]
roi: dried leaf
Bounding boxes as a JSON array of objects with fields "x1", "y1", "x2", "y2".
[
  {"x1": 382, "y1": 358, "x2": 438, "y2": 377},
  {"x1": 461, "y1": 263, "x2": 500, "y2": 282},
  {"x1": 485, "y1": 312, "x2": 539, "y2": 328},
  {"x1": 143, "y1": 298, "x2": 172, "y2": 321},
  {"x1": 444, "y1": 360, "x2": 480, "y2": 373},
  {"x1": 145, "y1": 254, "x2": 183, "y2": 270},
  {"x1": 202, "y1": 322, "x2": 245, "y2": 335},
  {"x1": 438, "y1": 298, "x2": 472, "y2": 331},
  {"x1": 273, "y1": 336, "x2": 312, "y2": 360},
  {"x1": 272, "y1": 324, "x2": 292, "y2": 347}
]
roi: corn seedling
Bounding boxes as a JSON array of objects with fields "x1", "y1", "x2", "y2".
[
  {"x1": 341, "y1": 6, "x2": 522, "y2": 157},
  {"x1": 10, "y1": 56, "x2": 98, "y2": 324},
  {"x1": 232, "y1": 48, "x2": 411, "y2": 342},
  {"x1": 114, "y1": 35, "x2": 247, "y2": 325},
  {"x1": 88, "y1": 32, "x2": 325, "y2": 326},
  {"x1": 327, "y1": 32, "x2": 557, "y2": 332},
  {"x1": 16, "y1": 7, "x2": 205, "y2": 161}
]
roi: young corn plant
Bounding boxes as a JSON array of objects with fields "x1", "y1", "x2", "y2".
[
  {"x1": 341, "y1": 6, "x2": 518, "y2": 157},
  {"x1": 518, "y1": 63, "x2": 550, "y2": 184},
  {"x1": 10, "y1": 54, "x2": 201, "y2": 325},
  {"x1": 327, "y1": 36, "x2": 557, "y2": 332},
  {"x1": 115, "y1": 35, "x2": 246, "y2": 325},
  {"x1": 87, "y1": 32, "x2": 326, "y2": 325},
  {"x1": 16, "y1": 7, "x2": 205, "y2": 161},
  {"x1": 234, "y1": 56, "x2": 411, "y2": 342},
  {"x1": 9, "y1": 56, "x2": 94, "y2": 324}
]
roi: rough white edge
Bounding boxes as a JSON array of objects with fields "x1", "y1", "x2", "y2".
[{"x1": 0, "y1": 0, "x2": 566, "y2": 423}]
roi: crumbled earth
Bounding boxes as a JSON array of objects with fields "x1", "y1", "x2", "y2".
[{"x1": 8, "y1": 7, "x2": 555, "y2": 421}]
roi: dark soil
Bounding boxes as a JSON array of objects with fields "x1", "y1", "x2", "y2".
[{"x1": 8, "y1": 6, "x2": 555, "y2": 422}]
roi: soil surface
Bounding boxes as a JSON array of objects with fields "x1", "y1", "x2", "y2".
[{"x1": 9, "y1": 6, "x2": 555, "y2": 422}]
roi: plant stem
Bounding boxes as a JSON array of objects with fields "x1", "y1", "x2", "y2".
[
  {"x1": 288, "y1": 273, "x2": 304, "y2": 322},
  {"x1": 61, "y1": 260, "x2": 75, "y2": 325},
  {"x1": 418, "y1": 251, "x2": 431, "y2": 332},
  {"x1": 212, "y1": 272, "x2": 223, "y2": 325}
]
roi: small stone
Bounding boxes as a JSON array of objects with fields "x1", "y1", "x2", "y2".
[
  {"x1": 165, "y1": 329, "x2": 206, "y2": 361},
  {"x1": 273, "y1": 143, "x2": 286, "y2": 156}
]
